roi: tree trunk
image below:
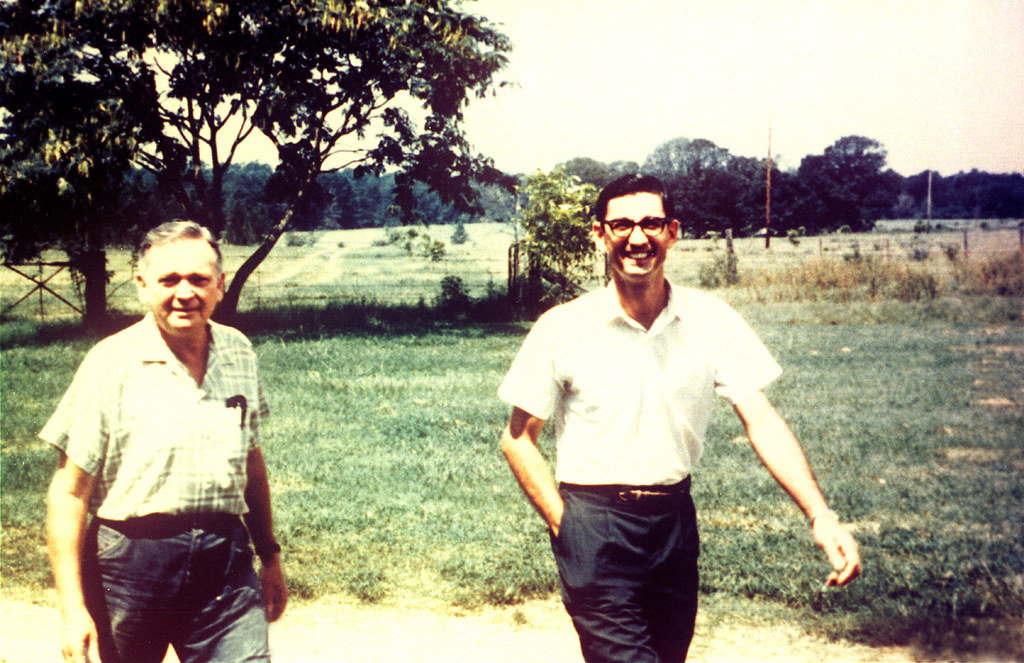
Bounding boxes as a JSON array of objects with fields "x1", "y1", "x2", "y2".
[
  {"x1": 81, "y1": 249, "x2": 108, "y2": 326},
  {"x1": 216, "y1": 206, "x2": 296, "y2": 322}
]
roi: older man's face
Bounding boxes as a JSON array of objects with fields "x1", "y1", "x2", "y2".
[{"x1": 136, "y1": 238, "x2": 224, "y2": 341}]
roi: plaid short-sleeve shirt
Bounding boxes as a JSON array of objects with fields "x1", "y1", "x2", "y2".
[{"x1": 40, "y1": 314, "x2": 269, "y2": 519}]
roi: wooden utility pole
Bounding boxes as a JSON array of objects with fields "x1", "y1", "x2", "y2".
[{"x1": 765, "y1": 126, "x2": 772, "y2": 249}]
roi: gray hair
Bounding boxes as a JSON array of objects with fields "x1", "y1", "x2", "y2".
[{"x1": 138, "y1": 220, "x2": 223, "y2": 275}]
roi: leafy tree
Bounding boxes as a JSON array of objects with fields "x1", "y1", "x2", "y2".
[
  {"x1": 0, "y1": 3, "x2": 163, "y2": 322},
  {"x1": 450, "y1": 218, "x2": 469, "y2": 245},
  {"x1": 1, "y1": 0, "x2": 515, "y2": 320},
  {"x1": 643, "y1": 137, "x2": 732, "y2": 177},
  {"x1": 796, "y1": 135, "x2": 901, "y2": 232},
  {"x1": 517, "y1": 169, "x2": 598, "y2": 309},
  {"x1": 907, "y1": 170, "x2": 1024, "y2": 220},
  {"x1": 642, "y1": 137, "x2": 757, "y2": 237},
  {"x1": 217, "y1": 0, "x2": 516, "y2": 316},
  {"x1": 557, "y1": 157, "x2": 618, "y2": 188}
]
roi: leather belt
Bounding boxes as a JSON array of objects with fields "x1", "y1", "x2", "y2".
[
  {"x1": 561, "y1": 476, "x2": 691, "y2": 502},
  {"x1": 95, "y1": 512, "x2": 240, "y2": 539}
]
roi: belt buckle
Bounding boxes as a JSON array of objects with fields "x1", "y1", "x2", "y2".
[{"x1": 617, "y1": 489, "x2": 642, "y2": 502}]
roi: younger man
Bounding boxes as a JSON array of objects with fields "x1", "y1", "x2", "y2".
[{"x1": 499, "y1": 174, "x2": 860, "y2": 662}]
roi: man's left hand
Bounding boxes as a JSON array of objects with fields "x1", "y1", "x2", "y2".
[
  {"x1": 812, "y1": 513, "x2": 861, "y2": 586},
  {"x1": 259, "y1": 557, "x2": 288, "y2": 622}
]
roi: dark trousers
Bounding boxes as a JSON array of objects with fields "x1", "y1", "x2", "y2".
[
  {"x1": 552, "y1": 482, "x2": 700, "y2": 663},
  {"x1": 83, "y1": 513, "x2": 270, "y2": 663}
]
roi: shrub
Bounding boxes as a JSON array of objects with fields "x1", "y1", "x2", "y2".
[
  {"x1": 422, "y1": 238, "x2": 446, "y2": 262},
  {"x1": 450, "y1": 219, "x2": 469, "y2": 245},
  {"x1": 285, "y1": 231, "x2": 313, "y2": 247},
  {"x1": 435, "y1": 275, "x2": 471, "y2": 317},
  {"x1": 699, "y1": 252, "x2": 739, "y2": 288}
]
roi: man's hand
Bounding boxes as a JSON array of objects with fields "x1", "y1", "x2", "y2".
[
  {"x1": 259, "y1": 557, "x2": 288, "y2": 622},
  {"x1": 812, "y1": 512, "x2": 862, "y2": 586},
  {"x1": 59, "y1": 605, "x2": 100, "y2": 663}
]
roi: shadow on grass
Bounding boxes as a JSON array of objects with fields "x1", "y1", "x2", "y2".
[{"x1": 1, "y1": 297, "x2": 531, "y2": 349}]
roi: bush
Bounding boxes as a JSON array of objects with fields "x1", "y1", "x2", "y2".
[
  {"x1": 285, "y1": 231, "x2": 314, "y2": 247},
  {"x1": 450, "y1": 219, "x2": 469, "y2": 245},
  {"x1": 699, "y1": 251, "x2": 739, "y2": 288},
  {"x1": 435, "y1": 275, "x2": 471, "y2": 318},
  {"x1": 422, "y1": 238, "x2": 446, "y2": 262}
]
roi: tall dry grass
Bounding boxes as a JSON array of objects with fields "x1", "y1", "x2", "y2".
[{"x1": 743, "y1": 250, "x2": 1023, "y2": 303}]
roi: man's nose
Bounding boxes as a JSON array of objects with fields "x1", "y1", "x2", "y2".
[
  {"x1": 627, "y1": 224, "x2": 649, "y2": 244},
  {"x1": 174, "y1": 280, "x2": 195, "y2": 298}
]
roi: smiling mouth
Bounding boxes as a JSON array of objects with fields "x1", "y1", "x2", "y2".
[{"x1": 624, "y1": 249, "x2": 656, "y2": 261}]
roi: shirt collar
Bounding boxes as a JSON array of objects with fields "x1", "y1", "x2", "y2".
[
  {"x1": 138, "y1": 313, "x2": 218, "y2": 363},
  {"x1": 598, "y1": 280, "x2": 682, "y2": 332}
]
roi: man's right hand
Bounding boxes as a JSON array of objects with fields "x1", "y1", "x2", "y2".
[{"x1": 60, "y1": 605, "x2": 100, "y2": 663}]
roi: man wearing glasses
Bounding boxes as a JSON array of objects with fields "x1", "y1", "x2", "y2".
[{"x1": 499, "y1": 174, "x2": 860, "y2": 662}]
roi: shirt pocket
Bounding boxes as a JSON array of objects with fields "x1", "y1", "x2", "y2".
[{"x1": 202, "y1": 402, "x2": 249, "y2": 492}]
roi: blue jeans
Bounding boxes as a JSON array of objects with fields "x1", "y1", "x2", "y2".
[
  {"x1": 83, "y1": 514, "x2": 270, "y2": 663},
  {"x1": 553, "y1": 484, "x2": 700, "y2": 663}
]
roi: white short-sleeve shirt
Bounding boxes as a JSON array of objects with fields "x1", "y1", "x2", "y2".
[{"x1": 498, "y1": 283, "x2": 782, "y2": 486}]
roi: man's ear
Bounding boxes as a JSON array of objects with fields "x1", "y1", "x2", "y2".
[
  {"x1": 135, "y1": 273, "x2": 147, "y2": 303},
  {"x1": 592, "y1": 220, "x2": 606, "y2": 250}
]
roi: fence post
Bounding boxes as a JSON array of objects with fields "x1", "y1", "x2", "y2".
[
  {"x1": 724, "y1": 229, "x2": 738, "y2": 285},
  {"x1": 38, "y1": 262, "x2": 45, "y2": 319},
  {"x1": 963, "y1": 229, "x2": 969, "y2": 260}
]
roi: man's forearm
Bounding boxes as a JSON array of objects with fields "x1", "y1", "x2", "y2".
[
  {"x1": 47, "y1": 490, "x2": 90, "y2": 612},
  {"x1": 501, "y1": 425, "x2": 563, "y2": 535},
  {"x1": 734, "y1": 392, "x2": 830, "y2": 518},
  {"x1": 243, "y1": 448, "x2": 280, "y2": 558},
  {"x1": 46, "y1": 458, "x2": 94, "y2": 614}
]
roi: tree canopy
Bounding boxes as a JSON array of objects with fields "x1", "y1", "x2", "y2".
[
  {"x1": 1, "y1": 0, "x2": 515, "y2": 318},
  {"x1": 516, "y1": 169, "x2": 597, "y2": 309}
]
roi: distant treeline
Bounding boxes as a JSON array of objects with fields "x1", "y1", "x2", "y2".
[{"x1": 121, "y1": 136, "x2": 1024, "y2": 246}]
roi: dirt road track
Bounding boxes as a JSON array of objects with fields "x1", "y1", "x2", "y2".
[{"x1": 2, "y1": 597, "x2": 912, "y2": 662}]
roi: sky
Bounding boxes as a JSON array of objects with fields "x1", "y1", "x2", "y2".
[{"x1": 456, "y1": 0, "x2": 1024, "y2": 177}]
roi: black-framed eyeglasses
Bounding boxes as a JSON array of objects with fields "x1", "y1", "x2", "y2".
[{"x1": 603, "y1": 217, "x2": 670, "y2": 238}]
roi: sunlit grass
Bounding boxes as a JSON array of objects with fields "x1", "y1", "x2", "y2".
[{"x1": 2, "y1": 300, "x2": 1021, "y2": 658}]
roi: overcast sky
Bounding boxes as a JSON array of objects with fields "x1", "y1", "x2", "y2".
[{"x1": 458, "y1": 0, "x2": 1024, "y2": 177}]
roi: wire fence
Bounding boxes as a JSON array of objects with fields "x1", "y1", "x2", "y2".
[{"x1": 2, "y1": 224, "x2": 1022, "y2": 323}]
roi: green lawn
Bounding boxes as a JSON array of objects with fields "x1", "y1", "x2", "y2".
[{"x1": 2, "y1": 305, "x2": 1022, "y2": 658}]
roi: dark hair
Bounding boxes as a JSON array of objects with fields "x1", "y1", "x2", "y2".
[
  {"x1": 593, "y1": 174, "x2": 674, "y2": 222},
  {"x1": 139, "y1": 220, "x2": 223, "y2": 274}
]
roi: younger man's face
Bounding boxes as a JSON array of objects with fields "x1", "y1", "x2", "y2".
[{"x1": 594, "y1": 192, "x2": 678, "y2": 285}]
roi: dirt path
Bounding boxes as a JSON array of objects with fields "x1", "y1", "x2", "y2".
[{"x1": 2, "y1": 596, "x2": 913, "y2": 662}]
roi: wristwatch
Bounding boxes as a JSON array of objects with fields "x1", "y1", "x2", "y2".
[{"x1": 254, "y1": 541, "x2": 282, "y2": 561}]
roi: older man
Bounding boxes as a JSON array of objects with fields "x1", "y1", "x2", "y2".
[
  {"x1": 44, "y1": 220, "x2": 287, "y2": 663},
  {"x1": 499, "y1": 174, "x2": 860, "y2": 662}
]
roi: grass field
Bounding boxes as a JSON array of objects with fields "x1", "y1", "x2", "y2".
[
  {"x1": 2, "y1": 225, "x2": 1023, "y2": 659},
  {"x1": 2, "y1": 221, "x2": 1022, "y2": 320}
]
